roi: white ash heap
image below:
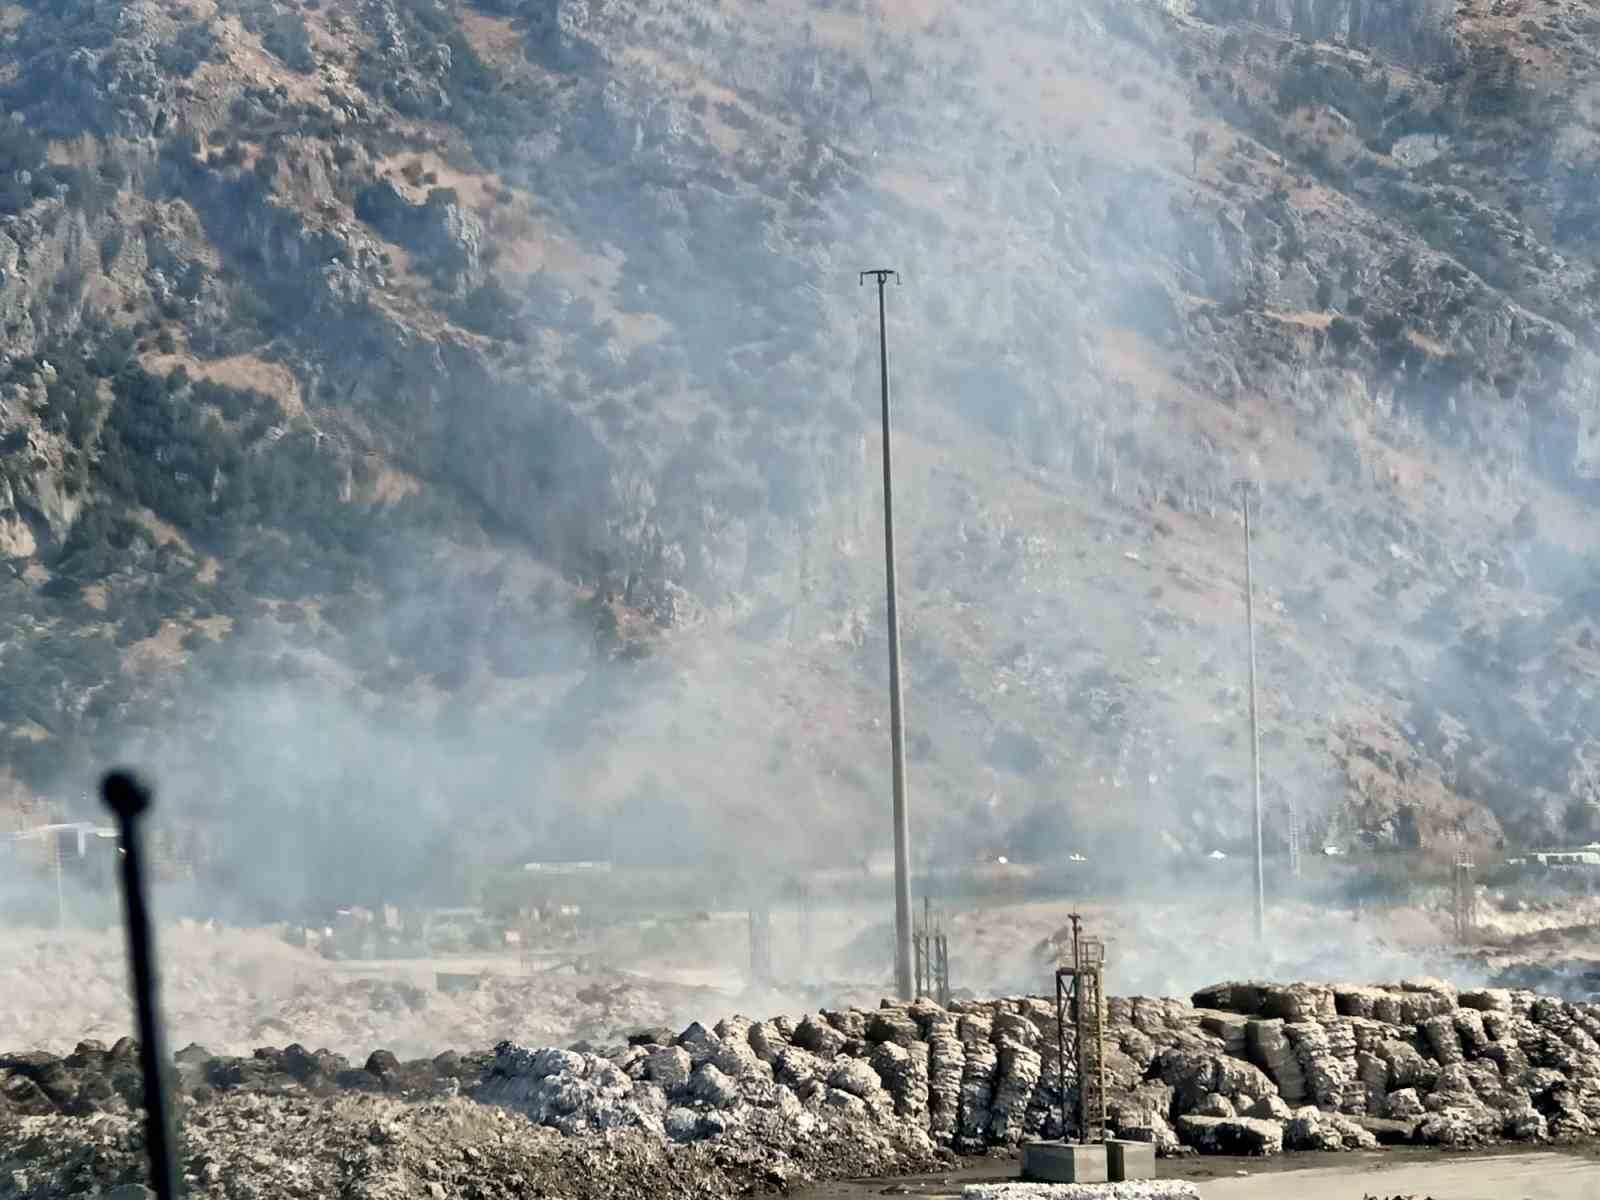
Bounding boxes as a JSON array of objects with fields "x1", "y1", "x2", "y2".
[{"x1": 470, "y1": 978, "x2": 1600, "y2": 1158}]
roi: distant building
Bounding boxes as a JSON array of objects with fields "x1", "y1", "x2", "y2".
[{"x1": 1515, "y1": 844, "x2": 1600, "y2": 868}]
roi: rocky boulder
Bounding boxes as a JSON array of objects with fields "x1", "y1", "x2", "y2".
[{"x1": 1175, "y1": 1114, "x2": 1284, "y2": 1156}]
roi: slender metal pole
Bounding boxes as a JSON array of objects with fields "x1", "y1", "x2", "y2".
[
  {"x1": 103, "y1": 770, "x2": 181, "y2": 1200},
  {"x1": 861, "y1": 267, "x2": 913, "y2": 1001},
  {"x1": 1242, "y1": 486, "x2": 1265, "y2": 944},
  {"x1": 53, "y1": 807, "x2": 65, "y2": 935}
]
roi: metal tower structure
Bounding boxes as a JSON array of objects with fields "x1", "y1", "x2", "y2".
[{"x1": 1054, "y1": 913, "x2": 1108, "y2": 1144}]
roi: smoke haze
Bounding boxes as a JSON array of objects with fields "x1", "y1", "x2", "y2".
[{"x1": 5, "y1": 0, "x2": 1600, "y2": 1048}]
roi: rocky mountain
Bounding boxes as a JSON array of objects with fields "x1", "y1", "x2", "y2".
[{"x1": 2, "y1": 0, "x2": 1600, "y2": 904}]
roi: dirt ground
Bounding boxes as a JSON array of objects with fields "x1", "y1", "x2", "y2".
[
  {"x1": 792, "y1": 1149, "x2": 1600, "y2": 1200},
  {"x1": 1192, "y1": 1150, "x2": 1600, "y2": 1199}
]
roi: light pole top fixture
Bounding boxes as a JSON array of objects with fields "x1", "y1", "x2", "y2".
[{"x1": 860, "y1": 269, "x2": 901, "y2": 285}]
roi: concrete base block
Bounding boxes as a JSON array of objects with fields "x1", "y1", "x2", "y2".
[
  {"x1": 1021, "y1": 1141, "x2": 1108, "y2": 1184},
  {"x1": 1106, "y1": 1139, "x2": 1156, "y2": 1181},
  {"x1": 966, "y1": 1184, "x2": 1199, "y2": 1200}
]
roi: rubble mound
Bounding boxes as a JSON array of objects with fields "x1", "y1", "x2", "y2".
[{"x1": 6, "y1": 979, "x2": 1600, "y2": 1195}]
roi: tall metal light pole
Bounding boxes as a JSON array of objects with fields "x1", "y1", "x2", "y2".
[
  {"x1": 1240, "y1": 482, "x2": 1265, "y2": 944},
  {"x1": 861, "y1": 267, "x2": 914, "y2": 1001}
]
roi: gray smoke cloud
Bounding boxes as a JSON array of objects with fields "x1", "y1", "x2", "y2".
[{"x1": 8, "y1": 0, "x2": 1600, "y2": 1050}]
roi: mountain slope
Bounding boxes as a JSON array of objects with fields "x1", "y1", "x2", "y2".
[{"x1": 2, "y1": 0, "x2": 1600, "y2": 907}]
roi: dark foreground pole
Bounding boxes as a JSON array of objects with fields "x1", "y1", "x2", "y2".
[
  {"x1": 860, "y1": 267, "x2": 914, "y2": 1002},
  {"x1": 103, "y1": 769, "x2": 181, "y2": 1200}
]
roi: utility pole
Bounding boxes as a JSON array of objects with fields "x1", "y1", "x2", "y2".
[
  {"x1": 861, "y1": 267, "x2": 914, "y2": 1001},
  {"x1": 1241, "y1": 482, "x2": 1265, "y2": 944},
  {"x1": 51, "y1": 804, "x2": 65, "y2": 936}
]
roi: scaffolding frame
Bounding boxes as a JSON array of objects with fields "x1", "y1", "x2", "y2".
[
  {"x1": 1054, "y1": 913, "x2": 1107, "y2": 1144},
  {"x1": 913, "y1": 896, "x2": 950, "y2": 1006}
]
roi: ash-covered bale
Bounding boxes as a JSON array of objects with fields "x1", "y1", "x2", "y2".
[
  {"x1": 1346, "y1": 1016, "x2": 1396, "y2": 1054},
  {"x1": 868, "y1": 1008, "x2": 922, "y2": 1047},
  {"x1": 1014, "y1": 998, "x2": 1057, "y2": 1040},
  {"x1": 926, "y1": 1024, "x2": 966, "y2": 1142},
  {"x1": 675, "y1": 1023, "x2": 723, "y2": 1069},
  {"x1": 1151, "y1": 1047, "x2": 1273, "y2": 1113},
  {"x1": 1283, "y1": 1022, "x2": 1347, "y2": 1110},
  {"x1": 1196, "y1": 1012, "x2": 1248, "y2": 1057},
  {"x1": 1191, "y1": 1092, "x2": 1234, "y2": 1118},
  {"x1": 1480, "y1": 1039, "x2": 1530, "y2": 1078},
  {"x1": 1459, "y1": 988, "x2": 1513, "y2": 1013},
  {"x1": 1245, "y1": 1019, "x2": 1306, "y2": 1103},
  {"x1": 1548, "y1": 1087, "x2": 1596, "y2": 1138},
  {"x1": 1415, "y1": 1104, "x2": 1496, "y2": 1146},
  {"x1": 1115, "y1": 1108, "x2": 1181, "y2": 1156},
  {"x1": 705, "y1": 1017, "x2": 767, "y2": 1080},
  {"x1": 1376, "y1": 1039, "x2": 1435, "y2": 1091},
  {"x1": 1118, "y1": 1027, "x2": 1157, "y2": 1074},
  {"x1": 1533, "y1": 996, "x2": 1575, "y2": 1033},
  {"x1": 748, "y1": 1020, "x2": 789, "y2": 1064},
  {"x1": 1191, "y1": 982, "x2": 1264, "y2": 1015},
  {"x1": 1384, "y1": 1086, "x2": 1425, "y2": 1119},
  {"x1": 828, "y1": 1057, "x2": 886, "y2": 1103},
  {"x1": 1283, "y1": 1106, "x2": 1341, "y2": 1151},
  {"x1": 641, "y1": 1046, "x2": 692, "y2": 1091},
  {"x1": 1372, "y1": 993, "x2": 1406, "y2": 1026},
  {"x1": 610, "y1": 1045, "x2": 647, "y2": 1076},
  {"x1": 1481, "y1": 1009, "x2": 1517, "y2": 1042},
  {"x1": 773, "y1": 1046, "x2": 825, "y2": 1091},
  {"x1": 1130, "y1": 997, "x2": 1171, "y2": 1035},
  {"x1": 1284, "y1": 1105, "x2": 1378, "y2": 1151},
  {"x1": 823, "y1": 1010, "x2": 868, "y2": 1040},
  {"x1": 627, "y1": 1026, "x2": 677, "y2": 1047},
  {"x1": 1564, "y1": 1023, "x2": 1600, "y2": 1058},
  {"x1": 687, "y1": 1062, "x2": 739, "y2": 1108},
  {"x1": 1332, "y1": 985, "x2": 1389, "y2": 1019},
  {"x1": 1463, "y1": 1059, "x2": 1515, "y2": 1110},
  {"x1": 1262, "y1": 985, "x2": 1336, "y2": 1023},
  {"x1": 956, "y1": 1039, "x2": 999, "y2": 1151},
  {"x1": 1244, "y1": 1093, "x2": 1291, "y2": 1120},
  {"x1": 1396, "y1": 979, "x2": 1457, "y2": 1023},
  {"x1": 1355, "y1": 1051, "x2": 1388, "y2": 1114},
  {"x1": 1502, "y1": 1103, "x2": 1550, "y2": 1141},
  {"x1": 1420, "y1": 1014, "x2": 1464, "y2": 1065},
  {"x1": 988, "y1": 1040, "x2": 1041, "y2": 1146},
  {"x1": 957, "y1": 1011, "x2": 995, "y2": 1050},
  {"x1": 993, "y1": 1012, "x2": 1041, "y2": 1052},
  {"x1": 1452, "y1": 1008, "x2": 1489, "y2": 1056},
  {"x1": 713, "y1": 1015, "x2": 753, "y2": 1043},
  {"x1": 1175, "y1": 1114, "x2": 1283, "y2": 1156},
  {"x1": 1322, "y1": 1019, "x2": 1357, "y2": 1061},
  {"x1": 870, "y1": 1040, "x2": 930, "y2": 1121},
  {"x1": 794, "y1": 1015, "x2": 847, "y2": 1059},
  {"x1": 1023, "y1": 1040, "x2": 1064, "y2": 1141},
  {"x1": 908, "y1": 999, "x2": 948, "y2": 1039},
  {"x1": 475, "y1": 1043, "x2": 648, "y2": 1136}
]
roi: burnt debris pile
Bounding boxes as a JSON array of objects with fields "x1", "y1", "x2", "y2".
[{"x1": 6, "y1": 978, "x2": 1600, "y2": 1190}]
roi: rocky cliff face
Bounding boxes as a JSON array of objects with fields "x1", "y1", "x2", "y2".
[{"x1": 1, "y1": 0, "x2": 1599, "y2": 885}]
